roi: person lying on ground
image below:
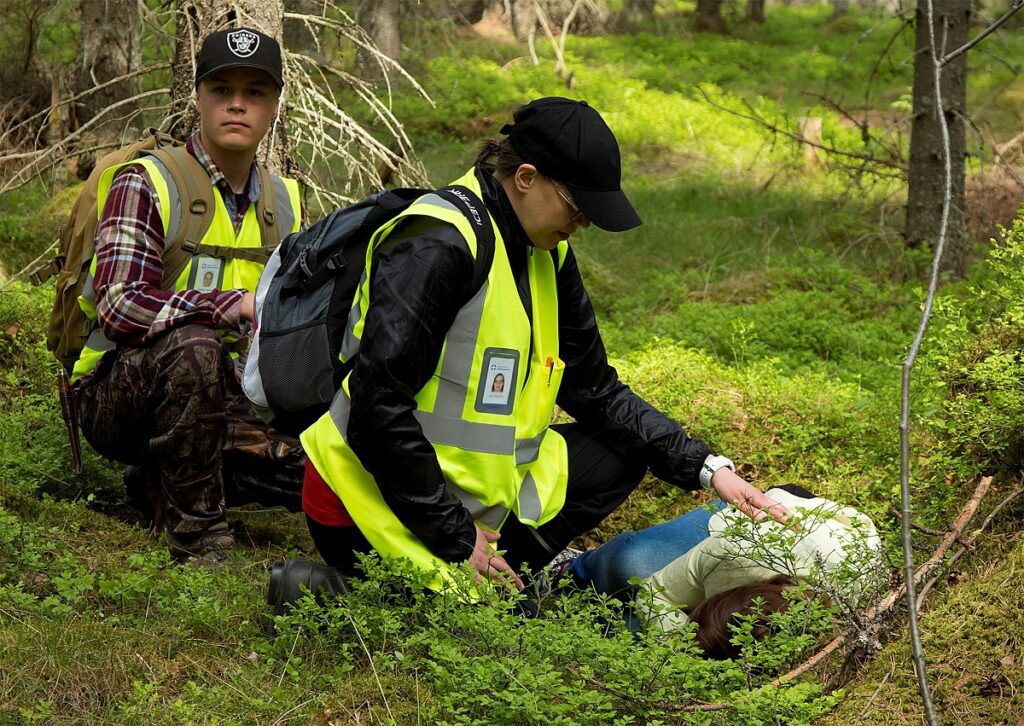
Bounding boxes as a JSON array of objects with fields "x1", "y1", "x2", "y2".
[{"x1": 552, "y1": 483, "x2": 882, "y2": 655}]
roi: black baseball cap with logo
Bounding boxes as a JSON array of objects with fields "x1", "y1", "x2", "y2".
[
  {"x1": 195, "y1": 28, "x2": 283, "y2": 89},
  {"x1": 500, "y1": 97, "x2": 641, "y2": 232}
]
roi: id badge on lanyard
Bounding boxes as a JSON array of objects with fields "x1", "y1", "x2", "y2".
[{"x1": 188, "y1": 254, "x2": 225, "y2": 293}]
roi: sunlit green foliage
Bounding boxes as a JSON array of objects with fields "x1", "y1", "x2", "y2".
[{"x1": 3, "y1": 3, "x2": 1024, "y2": 722}]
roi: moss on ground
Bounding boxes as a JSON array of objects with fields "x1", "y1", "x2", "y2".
[{"x1": 823, "y1": 504, "x2": 1024, "y2": 724}]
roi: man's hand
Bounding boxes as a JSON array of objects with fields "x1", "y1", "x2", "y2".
[
  {"x1": 239, "y1": 292, "x2": 256, "y2": 323},
  {"x1": 711, "y1": 466, "x2": 791, "y2": 524},
  {"x1": 467, "y1": 525, "x2": 524, "y2": 590}
]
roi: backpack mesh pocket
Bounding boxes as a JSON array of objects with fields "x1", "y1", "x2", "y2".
[{"x1": 258, "y1": 320, "x2": 337, "y2": 413}]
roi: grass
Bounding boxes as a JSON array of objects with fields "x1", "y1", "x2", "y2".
[{"x1": 2, "y1": 4, "x2": 1024, "y2": 722}]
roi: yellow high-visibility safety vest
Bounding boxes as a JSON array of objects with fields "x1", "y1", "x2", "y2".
[
  {"x1": 71, "y1": 157, "x2": 301, "y2": 381},
  {"x1": 301, "y1": 168, "x2": 571, "y2": 587}
]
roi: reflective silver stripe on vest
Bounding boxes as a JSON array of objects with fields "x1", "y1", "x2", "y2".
[
  {"x1": 272, "y1": 176, "x2": 295, "y2": 235},
  {"x1": 81, "y1": 269, "x2": 97, "y2": 307},
  {"x1": 145, "y1": 157, "x2": 180, "y2": 243},
  {"x1": 338, "y1": 193, "x2": 477, "y2": 366},
  {"x1": 84, "y1": 325, "x2": 116, "y2": 353},
  {"x1": 338, "y1": 268, "x2": 369, "y2": 362},
  {"x1": 432, "y1": 278, "x2": 487, "y2": 417},
  {"x1": 518, "y1": 472, "x2": 542, "y2": 523},
  {"x1": 515, "y1": 431, "x2": 545, "y2": 466},
  {"x1": 448, "y1": 487, "x2": 508, "y2": 530},
  {"x1": 327, "y1": 386, "x2": 509, "y2": 528},
  {"x1": 413, "y1": 410, "x2": 514, "y2": 455}
]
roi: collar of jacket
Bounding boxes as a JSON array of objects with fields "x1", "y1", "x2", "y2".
[{"x1": 475, "y1": 164, "x2": 534, "y2": 252}]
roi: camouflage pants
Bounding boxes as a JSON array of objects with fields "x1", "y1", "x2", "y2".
[{"x1": 74, "y1": 325, "x2": 304, "y2": 542}]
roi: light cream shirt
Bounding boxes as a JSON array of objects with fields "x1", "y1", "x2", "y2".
[{"x1": 638, "y1": 489, "x2": 880, "y2": 632}]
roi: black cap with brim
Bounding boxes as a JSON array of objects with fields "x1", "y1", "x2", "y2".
[
  {"x1": 568, "y1": 185, "x2": 642, "y2": 232},
  {"x1": 501, "y1": 97, "x2": 642, "y2": 233},
  {"x1": 195, "y1": 28, "x2": 284, "y2": 89}
]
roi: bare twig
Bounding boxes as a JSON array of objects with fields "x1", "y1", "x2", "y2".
[
  {"x1": 0, "y1": 62, "x2": 170, "y2": 151},
  {"x1": 940, "y1": 0, "x2": 1024, "y2": 67},
  {"x1": 854, "y1": 666, "x2": 895, "y2": 726},
  {"x1": 0, "y1": 239, "x2": 59, "y2": 292},
  {"x1": 1, "y1": 88, "x2": 169, "y2": 195},
  {"x1": 917, "y1": 485, "x2": 1024, "y2": 605},
  {"x1": 693, "y1": 86, "x2": 907, "y2": 171},
  {"x1": 895, "y1": 1, "x2": 961, "y2": 719}
]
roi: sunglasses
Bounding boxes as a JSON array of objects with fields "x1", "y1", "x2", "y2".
[{"x1": 551, "y1": 181, "x2": 587, "y2": 224}]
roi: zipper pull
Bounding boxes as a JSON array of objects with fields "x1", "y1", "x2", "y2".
[{"x1": 545, "y1": 356, "x2": 554, "y2": 386}]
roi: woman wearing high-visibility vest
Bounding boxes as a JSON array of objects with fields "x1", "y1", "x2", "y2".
[{"x1": 269, "y1": 98, "x2": 792, "y2": 609}]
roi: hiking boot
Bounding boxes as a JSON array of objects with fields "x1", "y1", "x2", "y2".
[
  {"x1": 267, "y1": 559, "x2": 350, "y2": 617},
  {"x1": 527, "y1": 547, "x2": 585, "y2": 610},
  {"x1": 167, "y1": 521, "x2": 235, "y2": 568}
]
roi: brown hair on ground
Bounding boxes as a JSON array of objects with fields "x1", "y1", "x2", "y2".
[{"x1": 689, "y1": 575, "x2": 797, "y2": 660}]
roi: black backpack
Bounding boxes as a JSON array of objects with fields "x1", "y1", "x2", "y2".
[{"x1": 243, "y1": 185, "x2": 494, "y2": 435}]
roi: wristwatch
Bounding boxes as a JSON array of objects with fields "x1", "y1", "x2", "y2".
[{"x1": 699, "y1": 455, "x2": 735, "y2": 490}]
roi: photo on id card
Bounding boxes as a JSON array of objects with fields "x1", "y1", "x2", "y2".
[
  {"x1": 475, "y1": 348, "x2": 519, "y2": 415},
  {"x1": 188, "y1": 255, "x2": 225, "y2": 293}
]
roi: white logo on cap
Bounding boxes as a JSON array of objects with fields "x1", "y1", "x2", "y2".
[{"x1": 227, "y1": 30, "x2": 259, "y2": 58}]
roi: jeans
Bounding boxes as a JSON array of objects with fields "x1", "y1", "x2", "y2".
[{"x1": 567, "y1": 498, "x2": 729, "y2": 597}]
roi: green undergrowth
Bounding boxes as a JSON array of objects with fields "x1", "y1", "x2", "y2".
[{"x1": 3, "y1": 4, "x2": 1024, "y2": 722}]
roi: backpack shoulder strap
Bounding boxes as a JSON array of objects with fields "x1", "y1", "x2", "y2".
[
  {"x1": 433, "y1": 184, "x2": 495, "y2": 296},
  {"x1": 146, "y1": 144, "x2": 216, "y2": 288},
  {"x1": 254, "y1": 163, "x2": 278, "y2": 246}
]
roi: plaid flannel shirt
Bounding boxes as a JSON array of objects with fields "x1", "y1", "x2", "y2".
[{"x1": 92, "y1": 130, "x2": 263, "y2": 347}]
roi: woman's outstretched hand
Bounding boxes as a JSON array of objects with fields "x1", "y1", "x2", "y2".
[
  {"x1": 711, "y1": 467, "x2": 792, "y2": 524},
  {"x1": 468, "y1": 525, "x2": 524, "y2": 590}
]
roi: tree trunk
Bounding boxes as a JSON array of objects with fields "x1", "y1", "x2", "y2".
[
  {"x1": 747, "y1": 0, "x2": 766, "y2": 23},
  {"x1": 169, "y1": 0, "x2": 288, "y2": 175},
  {"x1": 831, "y1": 0, "x2": 850, "y2": 17},
  {"x1": 695, "y1": 0, "x2": 727, "y2": 32},
  {"x1": 612, "y1": 0, "x2": 657, "y2": 30},
  {"x1": 357, "y1": 0, "x2": 401, "y2": 81},
  {"x1": 511, "y1": 0, "x2": 536, "y2": 40},
  {"x1": 904, "y1": 0, "x2": 970, "y2": 276},
  {"x1": 76, "y1": 0, "x2": 142, "y2": 146},
  {"x1": 283, "y1": 0, "x2": 323, "y2": 58}
]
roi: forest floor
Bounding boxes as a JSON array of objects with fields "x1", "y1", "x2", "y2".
[{"x1": 2, "y1": 6, "x2": 1024, "y2": 724}]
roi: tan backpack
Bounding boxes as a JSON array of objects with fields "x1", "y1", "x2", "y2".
[{"x1": 31, "y1": 129, "x2": 279, "y2": 372}]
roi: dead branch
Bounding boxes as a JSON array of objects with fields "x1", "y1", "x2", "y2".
[
  {"x1": 917, "y1": 484, "x2": 1024, "y2": 606},
  {"x1": 1, "y1": 88, "x2": 169, "y2": 195},
  {"x1": 0, "y1": 62, "x2": 171, "y2": 152},
  {"x1": 693, "y1": 86, "x2": 907, "y2": 172},
  {"x1": 941, "y1": 0, "x2": 1024, "y2": 67},
  {"x1": 0, "y1": 239, "x2": 58, "y2": 292},
  {"x1": 995, "y1": 128, "x2": 1024, "y2": 160}
]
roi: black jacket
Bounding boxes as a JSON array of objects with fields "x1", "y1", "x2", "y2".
[{"x1": 344, "y1": 167, "x2": 711, "y2": 563}]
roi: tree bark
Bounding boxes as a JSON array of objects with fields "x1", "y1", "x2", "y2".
[
  {"x1": 170, "y1": 0, "x2": 288, "y2": 175},
  {"x1": 747, "y1": 0, "x2": 766, "y2": 23},
  {"x1": 283, "y1": 0, "x2": 323, "y2": 58},
  {"x1": 612, "y1": 0, "x2": 657, "y2": 30},
  {"x1": 511, "y1": 0, "x2": 536, "y2": 39},
  {"x1": 357, "y1": 0, "x2": 401, "y2": 81},
  {"x1": 695, "y1": 0, "x2": 727, "y2": 33},
  {"x1": 904, "y1": 0, "x2": 970, "y2": 276},
  {"x1": 76, "y1": 0, "x2": 142, "y2": 145}
]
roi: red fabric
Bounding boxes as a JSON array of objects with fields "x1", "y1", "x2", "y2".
[{"x1": 302, "y1": 459, "x2": 355, "y2": 527}]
